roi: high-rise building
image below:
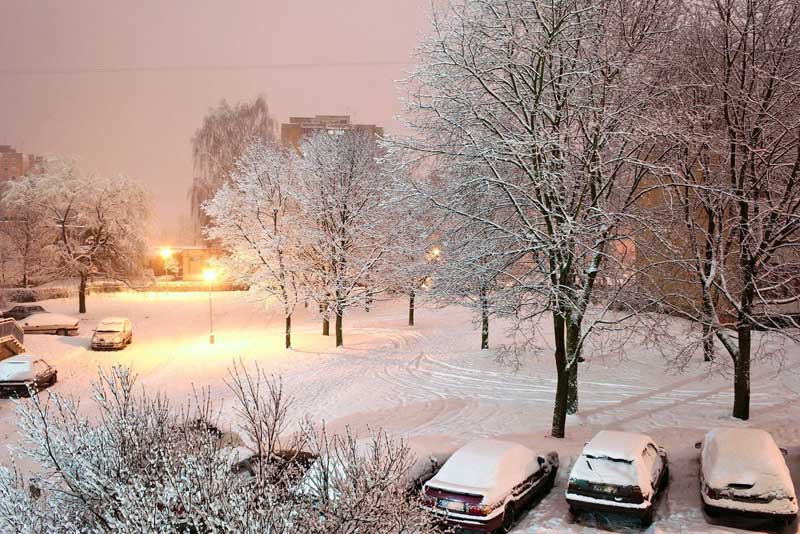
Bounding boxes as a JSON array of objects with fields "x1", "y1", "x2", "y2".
[
  {"x1": 280, "y1": 115, "x2": 383, "y2": 149},
  {"x1": 0, "y1": 145, "x2": 42, "y2": 183}
]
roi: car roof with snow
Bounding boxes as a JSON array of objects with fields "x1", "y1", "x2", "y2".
[
  {"x1": 424, "y1": 439, "x2": 540, "y2": 500},
  {"x1": 22, "y1": 312, "x2": 78, "y2": 325},
  {"x1": 0, "y1": 353, "x2": 39, "y2": 366},
  {"x1": 582, "y1": 430, "x2": 654, "y2": 462},
  {"x1": 702, "y1": 427, "x2": 795, "y2": 495}
]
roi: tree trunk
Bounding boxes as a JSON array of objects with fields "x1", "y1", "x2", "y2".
[
  {"x1": 22, "y1": 272, "x2": 28, "y2": 289},
  {"x1": 78, "y1": 273, "x2": 87, "y2": 314},
  {"x1": 321, "y1": 300, "x2": 329, "y2": 336},
  {"x1": 480, "y1": 286, "x2": 489, "y2": 350},
  {"x1": 335, "y1": 307, "x2": 343, "y2": 347},
  {"x1": 566, "y1": 318, "x2": 581, "y2": 415},
  {"x1": 285, "y1": 314, "x2": 291, "y2": 349},
  {"x1": 732, "y1": 326, "x2": 751, "y2": 420},
  {"x1": 408, "y1": 290, "x2": 415, "y2": 326},
  {"x1": 551, "y1": 312, "x2": 568, "y2": 438},
  {"x1": 702, "y1": 323, "x2": 715, "y2": 362}
]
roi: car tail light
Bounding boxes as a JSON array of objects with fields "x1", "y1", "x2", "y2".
[{"x1": 466, "y1": 504, "x2": 492, "y2": 516}]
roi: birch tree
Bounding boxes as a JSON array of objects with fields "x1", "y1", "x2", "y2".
[
  {"x1": 205, "y1": 142, "x2": 302, "y2": 349},
  {"x1": 190, "y1": 96, "x2": 276, "y2": 242},
  {"x1": 394, "y1": 0, "x2": 676, "y2": 437}
]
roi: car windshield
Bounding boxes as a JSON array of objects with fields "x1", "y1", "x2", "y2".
[
  {"x1": 573, "y1": 454, "x2": 639, "y2": 488},
  {"x1": 97, "y1": 324, "x2": 124, "y2": 332}
]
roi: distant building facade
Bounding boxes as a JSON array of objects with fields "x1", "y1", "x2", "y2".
[
  {"x1": 280, "y1": 115, "x2": 384, "y2": 149},
  {"x1": 0, "y1": 145, "x2": 42, "y2": 183}
]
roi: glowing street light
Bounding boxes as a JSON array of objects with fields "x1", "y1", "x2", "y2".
[
  {"x1": 160, "y1": 247, "x2": 173, "y2": 259},
  {"x1": 203, "y1": 268, "x2": 218, "y2": 344}
]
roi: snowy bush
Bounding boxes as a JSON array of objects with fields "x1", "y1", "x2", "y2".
[{"x1": 0, "y1": 365, "x2": 440, "y2": 533}]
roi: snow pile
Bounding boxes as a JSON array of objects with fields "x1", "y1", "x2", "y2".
[
  {"x1": 701, "y1": 427, "x2": 797, "y2": 511},
  {"x1": 424, "y1": 438, "x2": 540, "y2": 504}
]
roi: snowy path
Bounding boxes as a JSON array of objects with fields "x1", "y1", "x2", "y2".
[{"x1": 1, "y1": 292, "x2": 799, "y2": 533}]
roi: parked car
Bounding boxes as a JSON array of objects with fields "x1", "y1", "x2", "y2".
[
  {"x1": 0, "y1": 353, "x2": 57, "y2": 395},
  {"x1": 698, "y1": 427, "x2": 798, "y2": 524},
  {"x1": 1, "y1": 304, "x2": 47, "y2": 321},
  {"x1": 422, "y1": 439, "x2": 559, "y2": 533},
  {"x1": 91, "y1": 317, "x2": 133, "y2": 350},
  {"x1": 566, "y1": 430, "x2": 669, "y2": 527},
  {"x1": 19, "y1": 313, "x2": 79, "y2": 336}
]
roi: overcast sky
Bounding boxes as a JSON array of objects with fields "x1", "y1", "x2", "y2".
[{"x1": 0, "y1": 1, "x2": 429, "y2": 237}]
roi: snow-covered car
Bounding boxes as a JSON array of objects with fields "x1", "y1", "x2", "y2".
[
  {"x1": 19, "y1": 313, "x2": 79, "y2": 336},
  {"x1": 1, "y1": 304, "x2": 47, "y2": 321},
  {"x1": 697, "y1": 427, "x2": 798, "y2": 524},
  {"x1": 566, "y1": 430, "x2": 669, "y2": 526},
  {"x1": 91, "y1": 317, "x2": 133, "y2": 350},
  {"x1": 0, "y1": 354, "x2": 57, "y2": 395},
  {"x1": 422, "y1": 439, "x2": 559, "y2": 533}
]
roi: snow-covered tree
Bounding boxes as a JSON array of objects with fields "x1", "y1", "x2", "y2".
[
  {"x1": 0, "y1": 365, "x2": 439, "y2": 534},
  {"x1": 649, "y1": 0, "x2": 800, "y2": 420},
  {"x1": 0, "y1": 177, "x2": 53, "y2": 287},
  {"x1": 394, "y1": 0, "x2": 677, "y2": 437},
  {"x1": 204, "y1": 142, "x2": 302, "y2": 348},
  {"x1": 4, "y1": 159, "x2": 150, "y2": 313},
  {"x1": 293, "y1": 131, "x2": 400, "y2": 347}
]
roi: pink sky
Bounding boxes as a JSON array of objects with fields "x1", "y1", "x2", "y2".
[{"x1": 0, "y1": 1, "x2": 428, "y2": 237}]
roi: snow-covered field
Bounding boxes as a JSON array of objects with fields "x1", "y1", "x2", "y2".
[{"x1": 2, "y1": 291, "x2": 799, "y2": 533}]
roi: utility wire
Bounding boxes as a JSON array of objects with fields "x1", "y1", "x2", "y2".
[{"x1": 0, "y1": 60, "x2": 412, "y2": 77}]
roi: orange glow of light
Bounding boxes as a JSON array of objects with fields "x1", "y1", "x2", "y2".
[
  {"x1": 202, "y1": 268, "x2": 218, "y2": 283},
  {"x1": 160, "y1": 247, "x2": 173, "y2": 259}
]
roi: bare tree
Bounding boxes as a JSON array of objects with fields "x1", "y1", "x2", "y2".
[
  {"x1": 0, "y1": 179, "x2": 51, "y2": 288},
  {"x1": 190, "y1": 95, "x2": 277, "y2": 243},
  {"x1": 394, "y1": 0, "x2": 677, "y2": 437},
  {"x1": 293, "y1": 131, "x2": 401, "y2": 347},
  {"x1": 653, "y1": 0, "x2": 800, "y2": 420}
]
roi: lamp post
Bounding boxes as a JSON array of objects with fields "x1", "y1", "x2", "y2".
[{"x1": 202, "y1": 268, "x2": 217, "y2": 344}]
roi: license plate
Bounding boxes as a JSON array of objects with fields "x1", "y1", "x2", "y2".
[{"x1": 438, "y1": 499, "x2": 465, "y2": 512}]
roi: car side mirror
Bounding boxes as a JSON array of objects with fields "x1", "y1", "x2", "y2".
[
  {"x1": 694, "y1": 441, "x2": 702, "y2": 450},
  {"x1": 538, "y1": 456, "x2": 545, "y2": 466},
  {"x1": 779, "y1": 447, "x2": 788, "y2": 456}
]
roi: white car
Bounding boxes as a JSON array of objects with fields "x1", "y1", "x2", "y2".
[
  {"x1": 0, "y1": 354, "x2": 57, "y2": 395},
  {"x1": 565, "y1": 430, "x2": 669, "y2": 527},
  {"x1": 92, "y1": 317, "x2": 133, "y2": 350},
  {"x1": 698, "y1": 428, "x2": 797, "y2": 524},
  {"x1": 422, "y1": 439, "x2": 558, "y2": 533},
  {"x1": 20, "y1": 313, "x2": 79, "y2": 336}
]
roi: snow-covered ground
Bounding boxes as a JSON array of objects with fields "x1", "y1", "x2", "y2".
[{"x1": 2, "y1": 291, "x2": 799, "y2": 533}]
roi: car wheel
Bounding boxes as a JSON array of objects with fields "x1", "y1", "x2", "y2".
[
  {"x1": 56, "y1": 329, "x2": 66, "y2": 336},
  {"x1": 660, "y1": 465, "x2": 670, "y2": 490},
  {"x1": 545, "y1": 468, "x2": 556, "y2": 491},
  {"x1": 500, "y1": 503, "x2": 516, "y2": 533},
  {"x1": 641, "y1": 505, "x2": 655, "y2": 528}
]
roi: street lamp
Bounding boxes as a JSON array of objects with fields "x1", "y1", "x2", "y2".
[
  {"x1": 160, "y1": 247, "x2": 173, "y2": 276},
  {"x1": 202, "y1": 268, "x2": 217, "y2": 344}
]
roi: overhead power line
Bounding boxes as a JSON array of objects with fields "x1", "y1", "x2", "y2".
[{"x1": 0, "y1": 60, "x2": 412, "y2": 77}]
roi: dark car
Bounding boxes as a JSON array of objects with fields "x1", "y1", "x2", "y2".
[
  {"x1": 1, "y1": 305, "x2": 47, "y2": 321},
  {"x1": 421, "y1": 439, "x2": 559, "y2": 533},
  {"x1": 565, "y1": 430, "x2": 669, "y2": 527}
]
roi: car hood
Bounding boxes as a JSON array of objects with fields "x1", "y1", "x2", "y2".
[
  {"x1": 93, "y1": 332, "x2": 123, "y2": 342},
  {"x1": 0, "y1": 364, "x2": 34, "y2": 382}
]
